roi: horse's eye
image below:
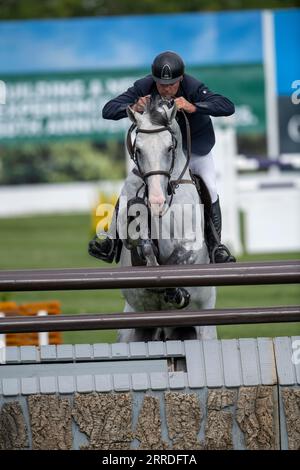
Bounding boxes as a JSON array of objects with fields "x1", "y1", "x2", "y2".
[
  {"x1": 135, "y1": 148, "x2": 141, "y2": 155},
  {"x1": 168, "y1": 146, "x2": 173, "y2": 153}
]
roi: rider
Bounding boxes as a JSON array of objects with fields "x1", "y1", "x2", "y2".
[{"x1": 89, "y1": 51, "x2": 236, "y2": 263}]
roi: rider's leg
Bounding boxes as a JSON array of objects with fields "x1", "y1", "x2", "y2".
[
  {"x1": 88, "y1": 196, "x2": 119, "y2": 263},
  {"x1": 189, "y1": 152, "x2": 218, "y2": 203},
  {"x1": 189, "y1": 152, "x2": 236, "y2": 263},
  {"x1": 88, "y1": 170, "x2": 144, "y2": 263}
]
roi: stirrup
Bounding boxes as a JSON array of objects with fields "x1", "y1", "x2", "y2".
[{"x1": 164, "y1": 287, "x2": 190, "y2": 309}]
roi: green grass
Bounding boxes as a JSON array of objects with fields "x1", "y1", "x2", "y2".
[{"x1": 0, "y1": 213, "x2": 299, "y2": 343}]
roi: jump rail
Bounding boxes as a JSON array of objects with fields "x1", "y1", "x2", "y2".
[
  {"x1": 0, "y1": 260, "x2": 299, "y2": 292},
  {"x1": 0, "y1": 306, "x2": 299, "y2": 333}
]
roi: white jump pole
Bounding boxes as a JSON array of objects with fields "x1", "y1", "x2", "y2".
[
  {"x1": 37, "y1": 310, "x2": 49, "y2": 346},
  {"x1": 0, "y1": 312, "x2": 6, "y2": 363}
]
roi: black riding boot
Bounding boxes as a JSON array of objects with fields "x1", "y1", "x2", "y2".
[
  {"x1": 206, "y1": 197, "x2": 236, "y2": 263},
  {"x1": 88, "y1": 235, "x2": 117, "y2": 263},
  {"x1": 88, "y1": 199, "x2": 120, "y2": 263}
]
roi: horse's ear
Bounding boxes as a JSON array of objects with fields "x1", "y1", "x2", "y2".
[{"x1": 127, "y1": 106, "x2": 137, "y2": 124}]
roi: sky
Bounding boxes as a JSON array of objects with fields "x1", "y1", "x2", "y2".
[{"x1": 0, "y1": 10, "x2": 262, "y2": 74}]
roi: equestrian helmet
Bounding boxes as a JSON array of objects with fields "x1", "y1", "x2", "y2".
[{"x1": 152, "y1": 51, "x2": 184, "y2": 84}]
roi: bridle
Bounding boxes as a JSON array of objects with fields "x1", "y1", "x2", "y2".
[{"x1": 126, "y1": 109, "x2": 193, "y2": 208}]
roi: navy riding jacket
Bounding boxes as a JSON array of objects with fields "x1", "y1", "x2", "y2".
[{"x1": 102, "y1": 74, "x2": 235, "y2": 156}]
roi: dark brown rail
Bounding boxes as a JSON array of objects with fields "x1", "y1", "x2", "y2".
[
  {"x1": 0, "y1": 305, "x2": 299, "y2": 333},
  {"x1": 0, "y1": 260, "x2": 299, "y2": 292}
]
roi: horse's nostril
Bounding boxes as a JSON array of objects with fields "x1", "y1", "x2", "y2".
[{"x1": 149, "y1": 195, "x2": 165, "y2": 207}]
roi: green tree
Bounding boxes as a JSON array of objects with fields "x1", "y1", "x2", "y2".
[
  {"x1": 0, "y1": 140, "x2": 125, "y2": 184},
  {"x1": 0, "y1": 0, "x2": 298, "y2": 20}
]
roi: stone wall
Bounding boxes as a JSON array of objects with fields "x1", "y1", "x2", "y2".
[{"x1": 0, "y1": 337, "x2": 299, "y2": 450}]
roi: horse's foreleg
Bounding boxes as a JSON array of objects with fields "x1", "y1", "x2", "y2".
[
  {"x1": 139, "y1": 239, "x2": 159, "y2": 266},
  {"x1": 195, "y1": 286, "x2": 217, "y2": 340},
  {"x1": 117, "y1": 301, "x2": 136, "y2": 342},
  {"x1": 117, "y1": 300, "x2": 159, "y2": 343}
]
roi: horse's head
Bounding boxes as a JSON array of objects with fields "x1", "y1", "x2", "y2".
[{"x1": 127, "y1": 97, "x2": 181, "y2": 216}]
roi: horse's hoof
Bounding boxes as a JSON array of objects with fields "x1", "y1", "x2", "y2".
[{"x1": 164, "y1": 287, "x2": 190, "y2": 309}]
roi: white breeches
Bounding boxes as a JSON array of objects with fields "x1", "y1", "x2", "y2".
[{"x1": 189, "y1": 152, "x2": 218, "y2": 203}]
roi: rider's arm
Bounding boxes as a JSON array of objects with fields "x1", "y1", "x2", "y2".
[
  {"x1": 192, "y1": 84, "x2": 235, "y2": 117},
  {"x1": 102, "y1": 85, "x2": 140, "y2": 120},
  {"x1": 102, "y1": 75, "x2": 154, "y2": 120}
]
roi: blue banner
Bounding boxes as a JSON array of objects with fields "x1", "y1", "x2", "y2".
[
  {"x1": 274, "y1": 9, "x2": 300, "y2": 97},
  {"x1": 0, "y1": 11, "x2": 262, "y2": 75}
]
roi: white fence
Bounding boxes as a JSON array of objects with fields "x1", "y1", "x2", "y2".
[
  {"x1": 212, "y1": 126, "x2": 300, "y2": 254},
  {"x1": 0, "y1": 180, "x2": 122, "y2": 217}
]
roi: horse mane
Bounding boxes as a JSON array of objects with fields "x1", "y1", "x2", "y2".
[{"x1": 146, "y1": 96, "x2": 174, "y2": 127}]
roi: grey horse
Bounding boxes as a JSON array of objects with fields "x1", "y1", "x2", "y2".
[{"x1": 110, "y1": 99, "x2": 216, "y2": 342}]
